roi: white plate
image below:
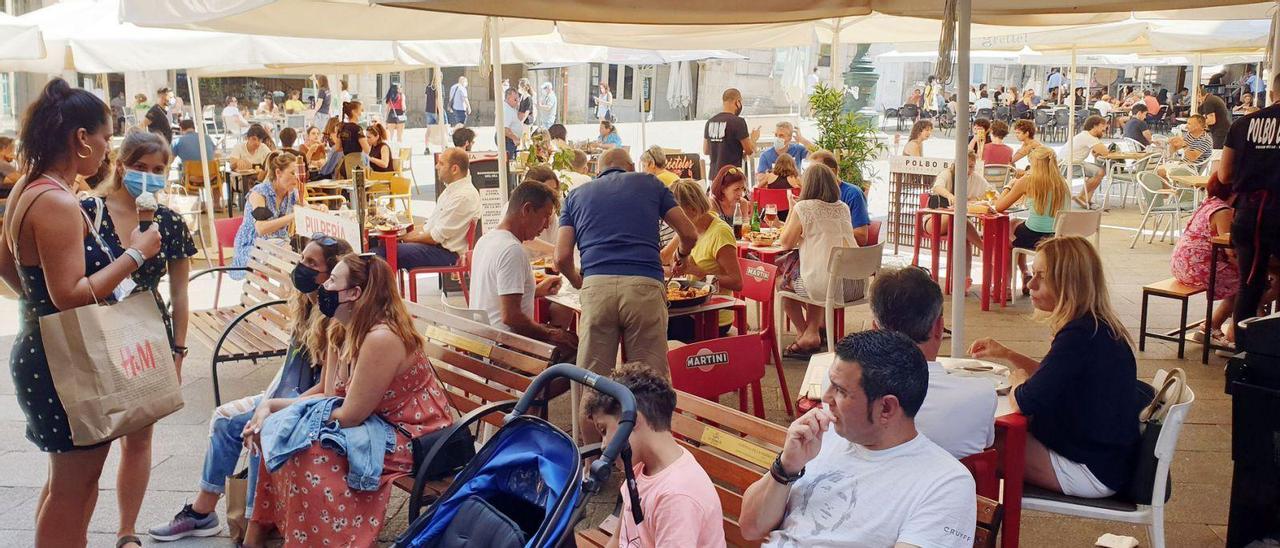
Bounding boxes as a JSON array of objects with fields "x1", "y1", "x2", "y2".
[{"x1": 937, "y1": 358, "x2": 1011, "y2": 394}]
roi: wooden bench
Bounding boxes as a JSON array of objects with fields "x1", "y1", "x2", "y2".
[
  {"x1": 189, "y1": 240, "x2": 297, "y2": 405},
  {"x1": 577, "y1": 392, "x2": 1005, "y2": 548},
  {"x1": 1140, "y1": 277, "x2": 1206, "y2": 359},
  {"x1": 396, "y1": 300, "x2": 560, "y2": 519}
]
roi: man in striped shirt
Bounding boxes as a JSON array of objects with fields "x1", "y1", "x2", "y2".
[{"x1": 1159, "y1": 115, "x2": 1214, "y2": 179}]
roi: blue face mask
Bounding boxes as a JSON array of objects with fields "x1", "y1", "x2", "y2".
[{"x1": 122, "y1": 169, "x2": 165, "y2": 198}]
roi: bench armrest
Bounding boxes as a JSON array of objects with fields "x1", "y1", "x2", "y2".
[
  {"x1": 408, "y1": 399, "x2": 519, "y2": 520},
  {"x1": 209, "y1": 298, "x2": 289, "y2": 405},
  {"x1": 189, "y1": 266, "x2": 251, "y2": 283}
]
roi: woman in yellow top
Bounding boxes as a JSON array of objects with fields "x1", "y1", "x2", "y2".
[
  {"x1": 640, "y1": 145, "x2": 680, "y2": 186},
  {"x1": 283, "y1": 90, "x2": 306, "y2": 114},
  {"x1": 661, "y1": 179, "x2": 744, "y2": 342}
]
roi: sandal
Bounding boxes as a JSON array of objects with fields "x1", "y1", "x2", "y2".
[
  {"x1": 116, "y1": 536, "x2": 142, "y2": 548},
  {"x1": 783, "y1": 342, "x2": 819, "y2": 360}
]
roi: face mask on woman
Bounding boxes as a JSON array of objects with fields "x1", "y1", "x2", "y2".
[
  {"x1": 291, "y1": 263, "x2": 324, "y2": 293},
  {"x1": 317, "y1": 284, "x2": 358, "y2": 323},
  {"x1": 122, "y1": 169, "x2": 166, "y2": 198}
]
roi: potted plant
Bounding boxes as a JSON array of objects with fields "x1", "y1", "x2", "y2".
[{"x1": 808, "y1": 83, "x2": 886, "y2": 194}]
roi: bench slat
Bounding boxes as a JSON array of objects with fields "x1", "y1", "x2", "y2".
[
  {"x1": 676, "y1": 392, "x2": 787, "y2": 448},
  {"x1": 406, "y1": 301, "x2": 555, "y2": 362},
  {"x1": 421, "y1": 341, "x2": 533, "y2": 393}
]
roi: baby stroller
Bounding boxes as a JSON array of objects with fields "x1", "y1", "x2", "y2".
[{"x1": 396, "y1": 364, "x2": 644, "y2": 548}]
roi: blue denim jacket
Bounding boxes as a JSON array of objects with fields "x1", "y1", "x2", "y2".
[{"x1": 260, "y1": 396, "x2": 397, "y2": 491}]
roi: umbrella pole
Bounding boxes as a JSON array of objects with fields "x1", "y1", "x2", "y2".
[
  {"x1": 1192, "y1": 56, "x2": 1201, "y2": 116},
  {"x1": 434, "y1": 66, "x2": 447, "y2": 153},
  {"x1": 1067, "y1": 47, "x2": 1076, "y2": 182},
  {"x1": 829, "y1": 18, "x2": 843, "y2": 89},
  {"x1": 490, "y1": 16, "x2": 508, "y2": 201},
  {"x1": 188, "y1": 74, "x2": 217, "y2": 258},
  {"x1": 950, "y1": 0, "x2": 971, "y2": 358}
]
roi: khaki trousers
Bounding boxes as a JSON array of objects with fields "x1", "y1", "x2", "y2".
[{"x1": 575, "y1": 275, "x2": 669, "y2": 376}]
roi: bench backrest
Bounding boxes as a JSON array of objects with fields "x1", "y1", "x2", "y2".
[
  {"x1": 233, "y1": 241, "x2": 299, "y2": 341},
  {"x1": 405, "y1": 300, "x2": 556, "y2": 430},
  {"x1": 671, "y1": 391, "x2": 786, "y2": 548}
]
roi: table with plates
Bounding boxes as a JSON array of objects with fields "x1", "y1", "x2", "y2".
[
  {"x1": 912, "y1": 207, "x2": 1012, "y2": 311},
  {"x1": 798, "y1": 353, "x2": 1026, "y2": 548}
]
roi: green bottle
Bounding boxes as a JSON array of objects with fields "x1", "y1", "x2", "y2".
[{"x1": 750, "y1": 203, "x2": 761, "y2": 232}]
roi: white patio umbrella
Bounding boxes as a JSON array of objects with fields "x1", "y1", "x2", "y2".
[
  {"x1": 666, "y1": 61, "x2": 693, "y2": 113},
  {"x1": 0, "y1": 11, "x2": 44, "y2": 61}
]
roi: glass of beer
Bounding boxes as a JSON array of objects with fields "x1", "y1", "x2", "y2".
[{"x1": 764, "y1": 204, "x2": 779, "y2": 225}]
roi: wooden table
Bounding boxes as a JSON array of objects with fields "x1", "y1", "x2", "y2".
[
  {"x1": 1100, "y1": 151, "x2": 1150, "y2": 162},
  {"x1": 1170, "y1": 174, "x2": 1209, "y2": 188},
  {"x1": 912, "y1": 207, "x2": 1012, "y2": 311},
  {"x1": 1202, "y1": 233, "x2": 1233, "y2": 364},
  {"x1": 797, "y1": 353, "x2": 1026, "y2": 548}
]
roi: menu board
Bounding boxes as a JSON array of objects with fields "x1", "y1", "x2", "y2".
[
  {"x1": 665, "y1": 153, "x2": 704, "y2": 181},
  {"x1": 296, "y1": 207, "x2": 364, "y2": 252}
]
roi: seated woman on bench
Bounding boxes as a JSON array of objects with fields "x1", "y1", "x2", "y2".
[{"x1": 147, "y1": 235, "x2": 353, "y2": 544}]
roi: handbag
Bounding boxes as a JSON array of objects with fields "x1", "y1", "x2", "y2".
[
  {"x1": 392, "y1": 420, "x2": 476, "y2": 482},
  {"x1": 224, "y1": 467, "x2": 250, "y2": 543},
  {"x1": 9, "y1": 182, "x2": 183, "y2": 445},
  {"x1": 1127, "y1": 368, "x2": 1185, "y2": 504}
]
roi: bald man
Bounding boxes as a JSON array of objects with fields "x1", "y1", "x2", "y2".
[
  {"x1": 380, "y1": 147, "x2": 479, "y2": 269},
  {"x1": 704, "y1": 88, "x2": 761, "y2": 175},
  {"x1": 556, "y1": 148, "x2": 699, "y2": 378}
]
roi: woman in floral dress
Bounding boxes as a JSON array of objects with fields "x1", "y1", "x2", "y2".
[
  {"x1": 243, "y1": 253, "x2": 455, "y2": 546},
  {"x1": 1171, "y1": 190, "x2": 1238, "y2": 344}
]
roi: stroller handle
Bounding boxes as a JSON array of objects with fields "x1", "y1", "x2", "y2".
[{"x1": 510, "y1": 364, "x2": 637, "y2": 474}]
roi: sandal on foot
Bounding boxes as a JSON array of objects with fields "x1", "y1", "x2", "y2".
[
  {"x1": 116, "y1": 536, "x2": 143, "y2": 548},
  {"x1": 783, "y1": 343, "x2": 818, "y2": 360}
]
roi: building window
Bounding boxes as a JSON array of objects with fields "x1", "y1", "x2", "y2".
[
  {"x1": 608, "y1": 65, "x2": 619, "y2": 96},
  {"x1": 623, "y1": 66, "x2": 635, "y2": 100}
]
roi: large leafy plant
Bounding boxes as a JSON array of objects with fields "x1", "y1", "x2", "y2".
[{"x1": 808, "y1": 83, "x2": 886, "y2": 191}]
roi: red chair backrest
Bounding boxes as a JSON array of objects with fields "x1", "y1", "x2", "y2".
[
  {"x1": 736, "y1": 258, "x2": 777, "y2": 306},
  {"x1": 918, "y1": 192, "x2": 931, "y2": 208},
  {"x1": 866, "y1": 219, "x2": 882, "y2": 245},
  {"x1": 667, "y1": 334, "x2": 766, "y2": 403},
  {"x1": 752, "y1": 188, "x2": 791, "y2": 212},
  {"x1": 215, "y1": 216, "x2": 243, "y2": 265},
  {"x1": 960, "y1": 448, "x2": 1000, "y2": 500}
]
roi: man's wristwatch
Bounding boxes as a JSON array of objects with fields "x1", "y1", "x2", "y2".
[{"x1": 770, "y1": 455, "x2": 804, "y2": 485}]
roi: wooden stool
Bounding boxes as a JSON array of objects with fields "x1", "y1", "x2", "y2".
[{"x1": 1140, "y1": 278, "x2": 1205, "y2": 359}]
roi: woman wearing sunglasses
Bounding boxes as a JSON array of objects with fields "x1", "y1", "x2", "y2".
[
  {"x1": 147, "y1": 235, "x2": 352, "y2": 544},
  {"x1": 245, "y1": 253, "x2": 457, "y2": 547}
]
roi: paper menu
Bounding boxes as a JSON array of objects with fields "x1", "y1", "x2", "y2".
[{"x1": 799, "y1": 352, "x2": 836, "y2": 399}]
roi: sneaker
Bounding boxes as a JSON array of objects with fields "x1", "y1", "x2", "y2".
[{"x1": 148, "y1": 504, "x2": 221, "y2": 542}]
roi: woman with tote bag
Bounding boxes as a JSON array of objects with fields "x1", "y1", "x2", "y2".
[{"x1": 0, "y1": 78, "x2": 163, "y2": 547}]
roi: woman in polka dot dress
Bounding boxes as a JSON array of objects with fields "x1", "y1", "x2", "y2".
[
  {"x1": 243, "y1": 253, "x2": 456, "y2": 547},
  {"x1": 0, "y1": 79, "x2": 162, "y2": 547},
  {"x1": 81, "y1": 130, "x2": 198, "y2": 548}
]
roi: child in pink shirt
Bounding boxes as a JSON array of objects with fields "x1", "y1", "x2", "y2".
[{"x1": 584, "y1": 363, "x2": 727, "y2": 548}]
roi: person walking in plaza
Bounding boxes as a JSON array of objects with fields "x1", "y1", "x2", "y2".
[
  {"x1": 704, "y1": 88, "x2": 761, "y2": 175},
  {"x1": 538, "y1": 81, "x2": 558, "y2": 128},
  {"x1": 0, "y1": 78, "x2": 163, "y2": 548},
  {"x1": 379, "y1": 147, "x2": 479, "y2": 270},
  {"x1": 383, "y1": 83, "x2": 406, "y2": 143},
  {"x1": 314, "y1": 75, "x2": 332, "y2": 129},
  {"x1": 81, "y1": 131, "x2": 199, "y2": 547},
  {"x1": 448, "y1": 76, "x2": 470, "y2": 126},
  {"x1": 555, "y1": 148, "x2": 698, "y2": 377},
  {"x1": 595, "y1": 82, "x2": 614, "y2": 122},
  {"x1": 147, "y1": 236, "x2": 351, "y2": 544},
  {"x1": 1200, "y1": 86, "x2": 1233, "y2": 149},
  {"x1": 502, "y1": 88, "x2": 524, "y2": 157},
  {"x1": 1219, "y1": 72, "x2": 1280, "y2": 331},
  {"x1": 970, "y1": 236, "x2": 1154, "y2": 498}
]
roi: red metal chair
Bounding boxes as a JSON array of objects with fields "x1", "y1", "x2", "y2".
[
  {"x1": 752, "y1": 188, "x2": 791, "y2": 216},
  {"x1": 404, "y1": 219, "x2": 479, "y2": 304},
  {"x1": 731, "y1": 258, "x2": 793, "y2": 417},
  {"x1": 912, "y1": 193, "x2": 952, "y2": 281},
  {"x1": 960, "y1": 448, "x2": 1001, "y2": 500},
  {"x1": 667, "y1": 333, "x2": 768, "y2": 419},
  {"x1": 212, "y1": 216, "x2": 243, "y2": 306}
]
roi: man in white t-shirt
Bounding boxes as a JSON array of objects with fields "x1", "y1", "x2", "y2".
[
  {"x1": 973, "y1": 90, "x2": 994, "y2": 111},
  {"x1": 1067, "y1": 115, "x2": 1110, "y2": 206},
  {"x1": 740, "y1": 330, "x2": 977, "y2": 548},
  {"x1": 469, "y1": 180, "x2": 577, "y2": 350},
  {"x1": 869, "y1": 267, "x2": 997, "y2": 458}
]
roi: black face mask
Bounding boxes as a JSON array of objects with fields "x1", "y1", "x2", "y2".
[
  {"x1": 317, "y1": 286, "x2": 341, "y2": 318},
  {"x1": 292, "y1": 263, "x2": 323, "y2": 293}
]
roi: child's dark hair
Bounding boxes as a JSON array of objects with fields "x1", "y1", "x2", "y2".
[
  {"x1": 19, "y1": 78, "x2": 111, "y2": 182},
  {"x1": 582, "y1": 362, "x2": 676, "y2": 432}
]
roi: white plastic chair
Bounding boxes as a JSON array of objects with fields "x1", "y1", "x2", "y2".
[
  {"x1": 778, "y1": 244, "x2": 883, "y2": 353},
  {"x1": 983, "y1": 164, "x2": 1013, "y2": 189},
  {"x1": 1129, "y1": 171, "x2": 1188, "y2": 249},
  {"x1": 439, "y1": 293, "x2": 489, "y2": 325},
  {"x1": 1022, "y1": 369, "x2": 1194, "y2": 548},
  {"x1": 1010, "y1": 210, "x2": 1102, "y2": 297}
]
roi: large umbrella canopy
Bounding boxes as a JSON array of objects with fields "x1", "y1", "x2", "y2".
[
  {"x1": 0, "y1": 11, "x2": 45, "y2": 61},
  {"x1": 891, "y1": 18, "x2": 1269, "y2": 56},
  {"x1": 2, "y1": 0, "x2": 407, "y2": 74},
  {"x1": 119, "y1": 0, "x2": 554, "y2": 40},
  {"x1": 876, "y1": 48, "x2": 1264, "y2": 66}
]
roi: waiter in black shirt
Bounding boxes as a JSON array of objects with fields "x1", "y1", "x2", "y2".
[
  {"x1": 1220, "y1": 72, "x2": 1280, "y2": 327},
  {"x1": 145, "y1": 86, "x2": 173, "y2": 143},
  {"x1": 704, "y1": 88, "x2": 761, "y2": 175}
]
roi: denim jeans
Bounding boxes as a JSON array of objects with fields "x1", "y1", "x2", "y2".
[
  {"x1": 425, "y1": 112, "x2": 438, "y2": 125},
  {"x1": 200, "y1": 395, "x2": 261, "y2": 514}
]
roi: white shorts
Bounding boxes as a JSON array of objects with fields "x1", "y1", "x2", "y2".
[{"x1": 1049, "y1": 449, "x2": 1116, "y2": 498}]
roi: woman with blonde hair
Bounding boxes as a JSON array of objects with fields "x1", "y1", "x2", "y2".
[
  {"x1": 776, "y1": 164, "x2": 859, "y2": 357},
  {"x1": 661, "y1": 179, "x2": 743, "y2": 341},
  {"x1": 993, "y1": 146, "x2": 1071, "y2": 293},
  {"x1": 230, "y1": 150, "x2": 301, "y2": 279},
  {"x1": 971, "y1": 236, "x2": 1154, "y2": 499},
  {"x1": 245, "y1": 253, "x2": 457, "y2": 546},
  {"x1": 760, "y1": 152, "x2": 802, "y2": 190}
]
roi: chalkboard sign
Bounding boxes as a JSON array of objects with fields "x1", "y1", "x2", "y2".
[{"x1": 665, "y1": 152, "x2": 704, "y2": 181}]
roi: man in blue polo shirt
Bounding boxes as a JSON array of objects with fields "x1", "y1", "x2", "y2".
[
  {"x1": 810, "y1": 150, "x2": 872, "y2": 245},
  {"x1": 756, "y1": 121, "x2": 815, "y2": 177},
  {"x1": 556, "y1": 148, "x2": 699, "y2": 378}
]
